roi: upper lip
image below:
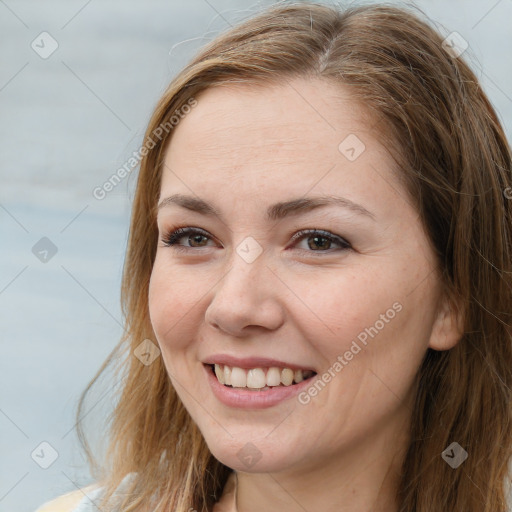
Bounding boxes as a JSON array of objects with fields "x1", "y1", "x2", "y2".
[{"x1": 203, "y1": 354, "x2": 317, "y2": 372}]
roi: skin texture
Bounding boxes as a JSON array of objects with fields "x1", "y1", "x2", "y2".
[{"x1": 148, "y1": 77, "x2": 462, "y2": 512}]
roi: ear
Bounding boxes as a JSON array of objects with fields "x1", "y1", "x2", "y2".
[{"x1": 427, "y1": 292, "x2": 465, "y2": 351}]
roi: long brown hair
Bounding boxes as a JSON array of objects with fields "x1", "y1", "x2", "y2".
[{"x1": 77, "y1": 2, "x2": 512, "y2": 511}]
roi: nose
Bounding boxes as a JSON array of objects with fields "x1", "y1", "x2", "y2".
[{"x1": 204, "y1": 248, "x2": 285, "y2": 337}]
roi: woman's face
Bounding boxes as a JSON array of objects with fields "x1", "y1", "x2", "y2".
[{"x1": 148, "y1": 78, "x2": 458, "y2": 475}]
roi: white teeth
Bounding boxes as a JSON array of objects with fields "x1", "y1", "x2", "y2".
[
  {"x1": 230, "y1": 367, "x2": 247, "y2": 387},
  {"x1": 266, "y1": 367, "x2": 281, "y2": 386},
  {"x1": 281, "y1": 368, "x2": 294, "y2": 386},
  {"x1": 215, "y1": 364, "x2": 225, "y2": 384},
  {"x1": 247, "y1": 368, "x2": 266, "y2": 389},
  {"x1": 223, "y1": 365, "x2": 231, "y2": 386},
  {"x1": 211, "y1": 364, "x2": 314, "y2": 389}
]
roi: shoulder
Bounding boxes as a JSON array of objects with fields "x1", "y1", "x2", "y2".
[
  {"x1": 34, "y1": 473, "x2": 137, "y2": 512},
  {"x1": 33, "y1": 484, "x2": 102, "y2": 512}
]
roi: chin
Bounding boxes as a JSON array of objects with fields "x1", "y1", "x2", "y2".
[{"x1": 201, "y1": 429, "x2": 300, "y2": 473}]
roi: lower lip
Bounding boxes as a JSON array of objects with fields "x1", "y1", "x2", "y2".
[{"x1": 204, "y1": 364, "x2": 316, "y2": 409}]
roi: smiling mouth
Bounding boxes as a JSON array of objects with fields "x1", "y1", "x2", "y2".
[{"x1": 208, "y1": 363, "x2": 317, "y2": 391}]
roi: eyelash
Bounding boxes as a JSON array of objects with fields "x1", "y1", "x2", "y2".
[{"x1": 160, "y1": 226, "x2": 352, "y2": 255}]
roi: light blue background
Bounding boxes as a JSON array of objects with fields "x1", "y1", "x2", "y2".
[{"x1": 1, "y1": 1, "x2": 511, "y2": 511}]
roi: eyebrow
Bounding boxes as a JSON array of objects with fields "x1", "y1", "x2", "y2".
[{"x1": 157, "y1": 193, "x2": 376, "y2": 222}]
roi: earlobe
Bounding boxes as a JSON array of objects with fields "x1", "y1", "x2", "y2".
[{"x1": 427, "y1": 293, "x2": 465, "y2": 351}]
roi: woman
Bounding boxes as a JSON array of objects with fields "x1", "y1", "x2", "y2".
[{"x1": 35, "y1": 1, "x2": 512, "y2": 511}]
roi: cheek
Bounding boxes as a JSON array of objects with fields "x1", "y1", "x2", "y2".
[
  {"x1": 148, "y1": 263, "x2": 171, "y2": 343},
  {"x1": 285, "y1": 268, "x2": 393, "y2": 350},
  {"x1": 148, "y1": 257, "x2": 201, "y2": 351},
  {"x1": 287, "y1": 271, "x2": 431, "y2": 442},
  {"x1": 288, "y1": 263, "x2": 433, "y2": 377}
]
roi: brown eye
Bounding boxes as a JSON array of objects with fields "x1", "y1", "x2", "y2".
[
  {"x1": 161, "y1": 227, "x2": 215, "y2": 250},
  {"x1": 290, "y1": 229, "x2": 351, "y2": 254}
]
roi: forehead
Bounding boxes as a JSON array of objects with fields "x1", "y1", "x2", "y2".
[
  {"x1": 159, "y1": 78, "x2": 403, "y2": 218},
  {"x1": 166, "y1": 78, "x2": 370, "y2": 164}
]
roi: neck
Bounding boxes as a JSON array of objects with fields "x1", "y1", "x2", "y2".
[{"x1": 234, "y1": 409, "x2": 410, "y2": 512}]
